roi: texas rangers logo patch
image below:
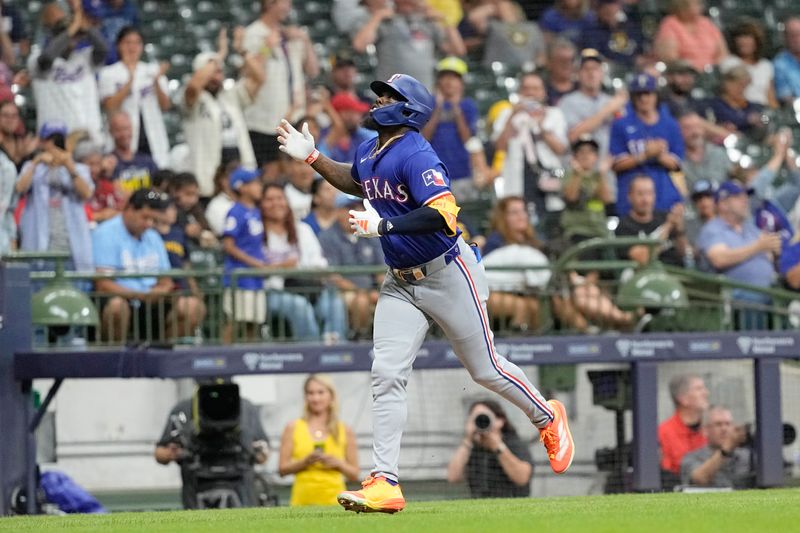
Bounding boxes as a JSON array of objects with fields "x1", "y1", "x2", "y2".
[{"x1": 422, "y1": 169, "x2": 447, "y2": 187}]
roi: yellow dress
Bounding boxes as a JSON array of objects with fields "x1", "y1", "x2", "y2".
[{"x1": 289, "y1": 419, "x2": 348, "y2": 506}]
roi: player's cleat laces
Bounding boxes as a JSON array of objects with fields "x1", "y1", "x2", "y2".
[
  {"x1": 337, "y1": 475, "x2": 405, "y2": 514},
  {"x1": 539, "y1": 399, "x2": 575, "y2": 475}
]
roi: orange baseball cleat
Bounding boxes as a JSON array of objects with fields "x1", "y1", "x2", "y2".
[
  {"x1": 337, "y1": 475, "x2": 405, "y2": 514},
  {"x1": 539, "y1": 399, "x2": 575, "y2": 474}
]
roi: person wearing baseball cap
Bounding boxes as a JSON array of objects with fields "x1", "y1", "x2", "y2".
[
  {"x1": 609, "y1": 72, "x2": 684, "y2": 217},
  {"x1": 559, "y1": 48, "x2": 627, "y2": 159},
  {"x1": 183, "y1": 36, "x2": 261, "y2": 197},
  {"x1": 422, "y1": 56, "x2": 480, "y2": 200},
  {"x1": 581, "y1": 0, "x2": 644, "y2": 68},
  {"x1": 328, "y1": 53, "x2": 371, "y2": 104},
  {"x1": 697, "y1": 178, "x2": 778, "y2": 316},
  {"x1": 685, "y1": 179, "x2": 716, "y2": 247},
  {"x1": 327, "y1": 92, "x2": 377, "y2": 164}
]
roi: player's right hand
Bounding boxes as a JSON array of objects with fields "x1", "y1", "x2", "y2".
[{"x1": 277, "y1": 119, "x2": 316, "y2": 162}]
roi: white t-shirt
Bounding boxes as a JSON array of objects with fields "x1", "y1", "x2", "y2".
[
  {"x1": 492, "y1": 105, "x2": 568, "y2": 198},
  {"x1": 29, "y1": 47, "x2": 103, "y2": 142},
  {"x1": 242, "y1": 20, "x2": 308, "y2": 134},
  {"x1": 205, "y1": 192, "x2": 235, "y2": 236},
  {"x1": 284, "y1": 183, "x2": 312, "y2": 221},
  {"x1": 98, "y1": 61, "x2": 171, "y2": 167},
  {"x1": 263, "y1": 221, "x2": 327, "y2": 290}
]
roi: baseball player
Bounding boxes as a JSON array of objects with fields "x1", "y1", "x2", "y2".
[{"x1": 277, "y1": 74, "x2": 574, "y2": 514}]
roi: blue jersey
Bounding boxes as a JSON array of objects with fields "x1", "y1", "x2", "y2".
[
  {"x1": 223, "y1": 202, "x2": 265, "y2": 289},
  {"x1": 351, "y1": 132, "x2": 460, "y2": 269},
  {"x1": 609, "y1": 103, "x2": 685, "y2": 216}
]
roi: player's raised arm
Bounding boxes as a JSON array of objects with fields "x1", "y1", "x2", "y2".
[{"x1": 276, "y1": 119, "x2": 364, "y2": 198}]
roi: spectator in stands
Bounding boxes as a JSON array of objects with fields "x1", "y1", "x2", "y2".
[
  {"x1": 318, "y1": 195, "x2": 385, "y2": 339},
  {"x1": 303, "y1": 178, "x2": 339, "y2": 236},
  {"x1": 99, "y1": 26, "x2": 171, "y2": 168},
  {"x1": 182, "y1": 32, "x2": 263, "y2": 197},
  {"x1": 352, "y1": 0, "x2": 466, "y2": 90},
  {"x1": 16, "y1": 122, "x2": 93, "y2": 272},
  {"x1": 89, "y1": 0, "x2": 139, "y2": 65},
  {"x1": 560, "y1": 48, "x2": 628, "y2": 158},
  {"x1": 222, "y1": 167, "x2": 266, "y2": 342},
  {"x1": 658, "y1": 374, "x2": 709, "y2": 489},
  {"x1": 580, "y1": 0, "x2": 643, "y2": 69},
  {"x1": 167, "y1": 172, "x2": 216, "y2": 251},
  {"x1": 74, "y1": 139, "x2": 123, "y2": 224},
  {"x1": 722, "y1": 19, "x2": 777, "y2": 108},
  {"x1": 279, "y1": 374, "x2": 359, "y2": 506},
  {"x1": 93, "y1": 189, "x2": 204, "y2": 341},
  {"x1": 543, "y1": 38, "x2": 578, "y2": 105},
  {"x1": 332, "y1": 0, "x2": 370, "y2": 35},
  {"x1": 680, "y1": 405, "x2": 752, "y2": 489},
  {"x1": 481, "y1": 196, "x2": 545, "y2": 332},
  {"x1": 653, "y1": 0, "x2": 728, "y2": 72},
  {"x1": 0, "y1": 0, "x2": 30, "y2": 59},
  {"x1": 779, "y1": 225, "x2": 800, "y2": 291},
  {"x1": 680, "y1": 112, "x2": 732, "y2": 190},
  {"x1": 0, "y1": 146, "x2": 15, "y2": 255},
  {"x1": 458, "y1": 0, "x2": 546, "y2": 68},
  {"x1": 326, "y1": 92, "x2": 376, "y2": 164},
  {"x1": 107, "y1": 111, "x2": 158, "y2": 195},
  {"x1": 261, "y1": 183, "x2": 348, "y2": 343},
  {"x1": 493, "y1": 72, "x2": 569, "y2": 230},
  {"x1": 283, "y1": 155, "x2": 316, "y2": 221},
  {"x1": 326, "y1": 54, "x2": 370, "y2": 103},
  {"x1": 615, "y1": 175, "x2": 688, "y2": 267},
  {"x1": 741, "y1": 128, "x2": 800, "y2": 213},
  {"x1": 697, "y1": 180, "x2": 779, "y2": 308},
  {"x1": 660, "y1": 60, "x2": 705, "y2": 119},
  {"x1": 29, "y1": 1, "x2": 107, "y2": 142},
  {"x1": 205, "y1": 161, "x2": 238, "y2": 237},
  {"x1": 422, "y1": 57, "x2": 480, "y2": 200},
  {"x1": 446, "y1": 399, "x2": 533, "y2": 498},
  {"x1": 539, "y1": 0, "x2": 594, "y2": 46},
  {"x1": 610, "y1": 73, "x2": 684, "y2": 216},
  {"x1": 151, "y1": 169, "x2": 173, "y2": 193},
  {"x1": 155, "y1": 382, "x2": 269, "y2": 509},
  {"x1": 773, "y1": 17, "x2": 800, "y2": 104},
  {"x1": 0, "y1": 101, "x2": 37, "y2": 171},
  {"x1": 561, "y1": 136, "x2": 612, "y2": 244},
  {"x1": 685, "y1": 179, "x2": 716, "y2": 252},
  {"x1": 243, "y1": 0, "x2": 319, "y2": 172},
  {"x1": 707, "y1": 65, "x2": 766, "y2": 137}
]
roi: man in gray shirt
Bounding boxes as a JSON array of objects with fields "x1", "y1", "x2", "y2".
[
  {"x1": 352, "y1": 0, "x2": 465, "y2": 90},
  {"x1": 680, "y1": 405, "x2": 753, "y2": 489},
  {"x1": 559, "y1": 48, "x2": 628, "y2": 158},
  {"x1": 679, "y1": 112, "x2": 732, "y2": 190}
]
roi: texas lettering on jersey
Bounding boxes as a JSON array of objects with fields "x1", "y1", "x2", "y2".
[{"x1": 362, "y1": 176, "x2": 410, "y2": 203}]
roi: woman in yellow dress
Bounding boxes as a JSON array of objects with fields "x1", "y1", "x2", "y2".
[{"x1": 279, "y1": 374, "x2": 360, "y2": 505}]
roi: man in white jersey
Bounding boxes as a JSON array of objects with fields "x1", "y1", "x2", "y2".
[{"x1": 28, "y1": 2, "x2": 106, "y2": 142}]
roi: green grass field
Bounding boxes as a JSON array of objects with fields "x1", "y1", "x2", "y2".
[{"x1": 3, "y1": 489, "x2": 800, "y2": 533}]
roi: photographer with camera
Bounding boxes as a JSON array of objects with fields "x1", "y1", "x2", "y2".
[
  {"x1": 447, "y1": 400, "x2": 534, "y2": 498},
  {"x1": 154, "y1": 381, "x2": 270, "y2": 509},
  {"x1": 680, "y1": 405, "x2": 753, "y2": 489},
  {"x1": 278, "y1": 374, "x2": 360, "y2": 506}
]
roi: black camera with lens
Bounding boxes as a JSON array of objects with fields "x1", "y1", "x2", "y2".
[{"x1": 473, "y1": 412, "x2": 494, "y2": 434}]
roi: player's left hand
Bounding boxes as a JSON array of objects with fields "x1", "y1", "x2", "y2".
[{"x1": 349, "y1": 199, "x2": 382, "y2": 238}]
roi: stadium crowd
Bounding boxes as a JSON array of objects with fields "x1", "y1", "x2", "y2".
[{"x1": 1, "y1": 0, "x2": 800, "y2": 342}]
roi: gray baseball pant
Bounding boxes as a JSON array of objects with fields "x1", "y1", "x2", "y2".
[{"x1": 370, "y1": 238, "x2": 554, "y2": 481}]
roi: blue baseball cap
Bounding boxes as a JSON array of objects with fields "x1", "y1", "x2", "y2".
[
  {"x1": 691, "y1": 179, "x2": 716, "y2": 199},
  {"x1": 229, "y1": 167, "x2": 261, "y2": 190},
  {"x1": 628, "y1": 73, "x2": 657, "y2": 93},
  {"x1": 715, "y1": 180, "x2": 747, "y2": 202},
  {"x1": 39, "y1": 121, "x2": 67, "y2": 139},
  {"x1": 82, "y1": 0, "x2": 105, "y2": 20}
]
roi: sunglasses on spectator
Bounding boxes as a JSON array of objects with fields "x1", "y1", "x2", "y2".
[{"x1": 128, "y1": 189, "x2": 171, "y2": 211}]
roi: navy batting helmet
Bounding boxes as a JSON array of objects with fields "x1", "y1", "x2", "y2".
[{"x1": 369, "y1": 74, "x2": 435, "y2": 131}]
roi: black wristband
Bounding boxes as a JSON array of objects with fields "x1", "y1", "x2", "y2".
[{"x1": 378, "y1": 219, "x2": 387, "y2": 236}]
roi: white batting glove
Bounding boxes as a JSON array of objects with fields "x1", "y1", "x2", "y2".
[
  {"x1": 276, "y1": 119, "x2": 319, "y2": 164},
  {"x1": 349, "y1": 199, "x2": 383, "y2": 238}
]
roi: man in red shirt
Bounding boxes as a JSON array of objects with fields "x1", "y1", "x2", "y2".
[{"x1": 658, "y1": 374, "x2": 709, "y2": 489}]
